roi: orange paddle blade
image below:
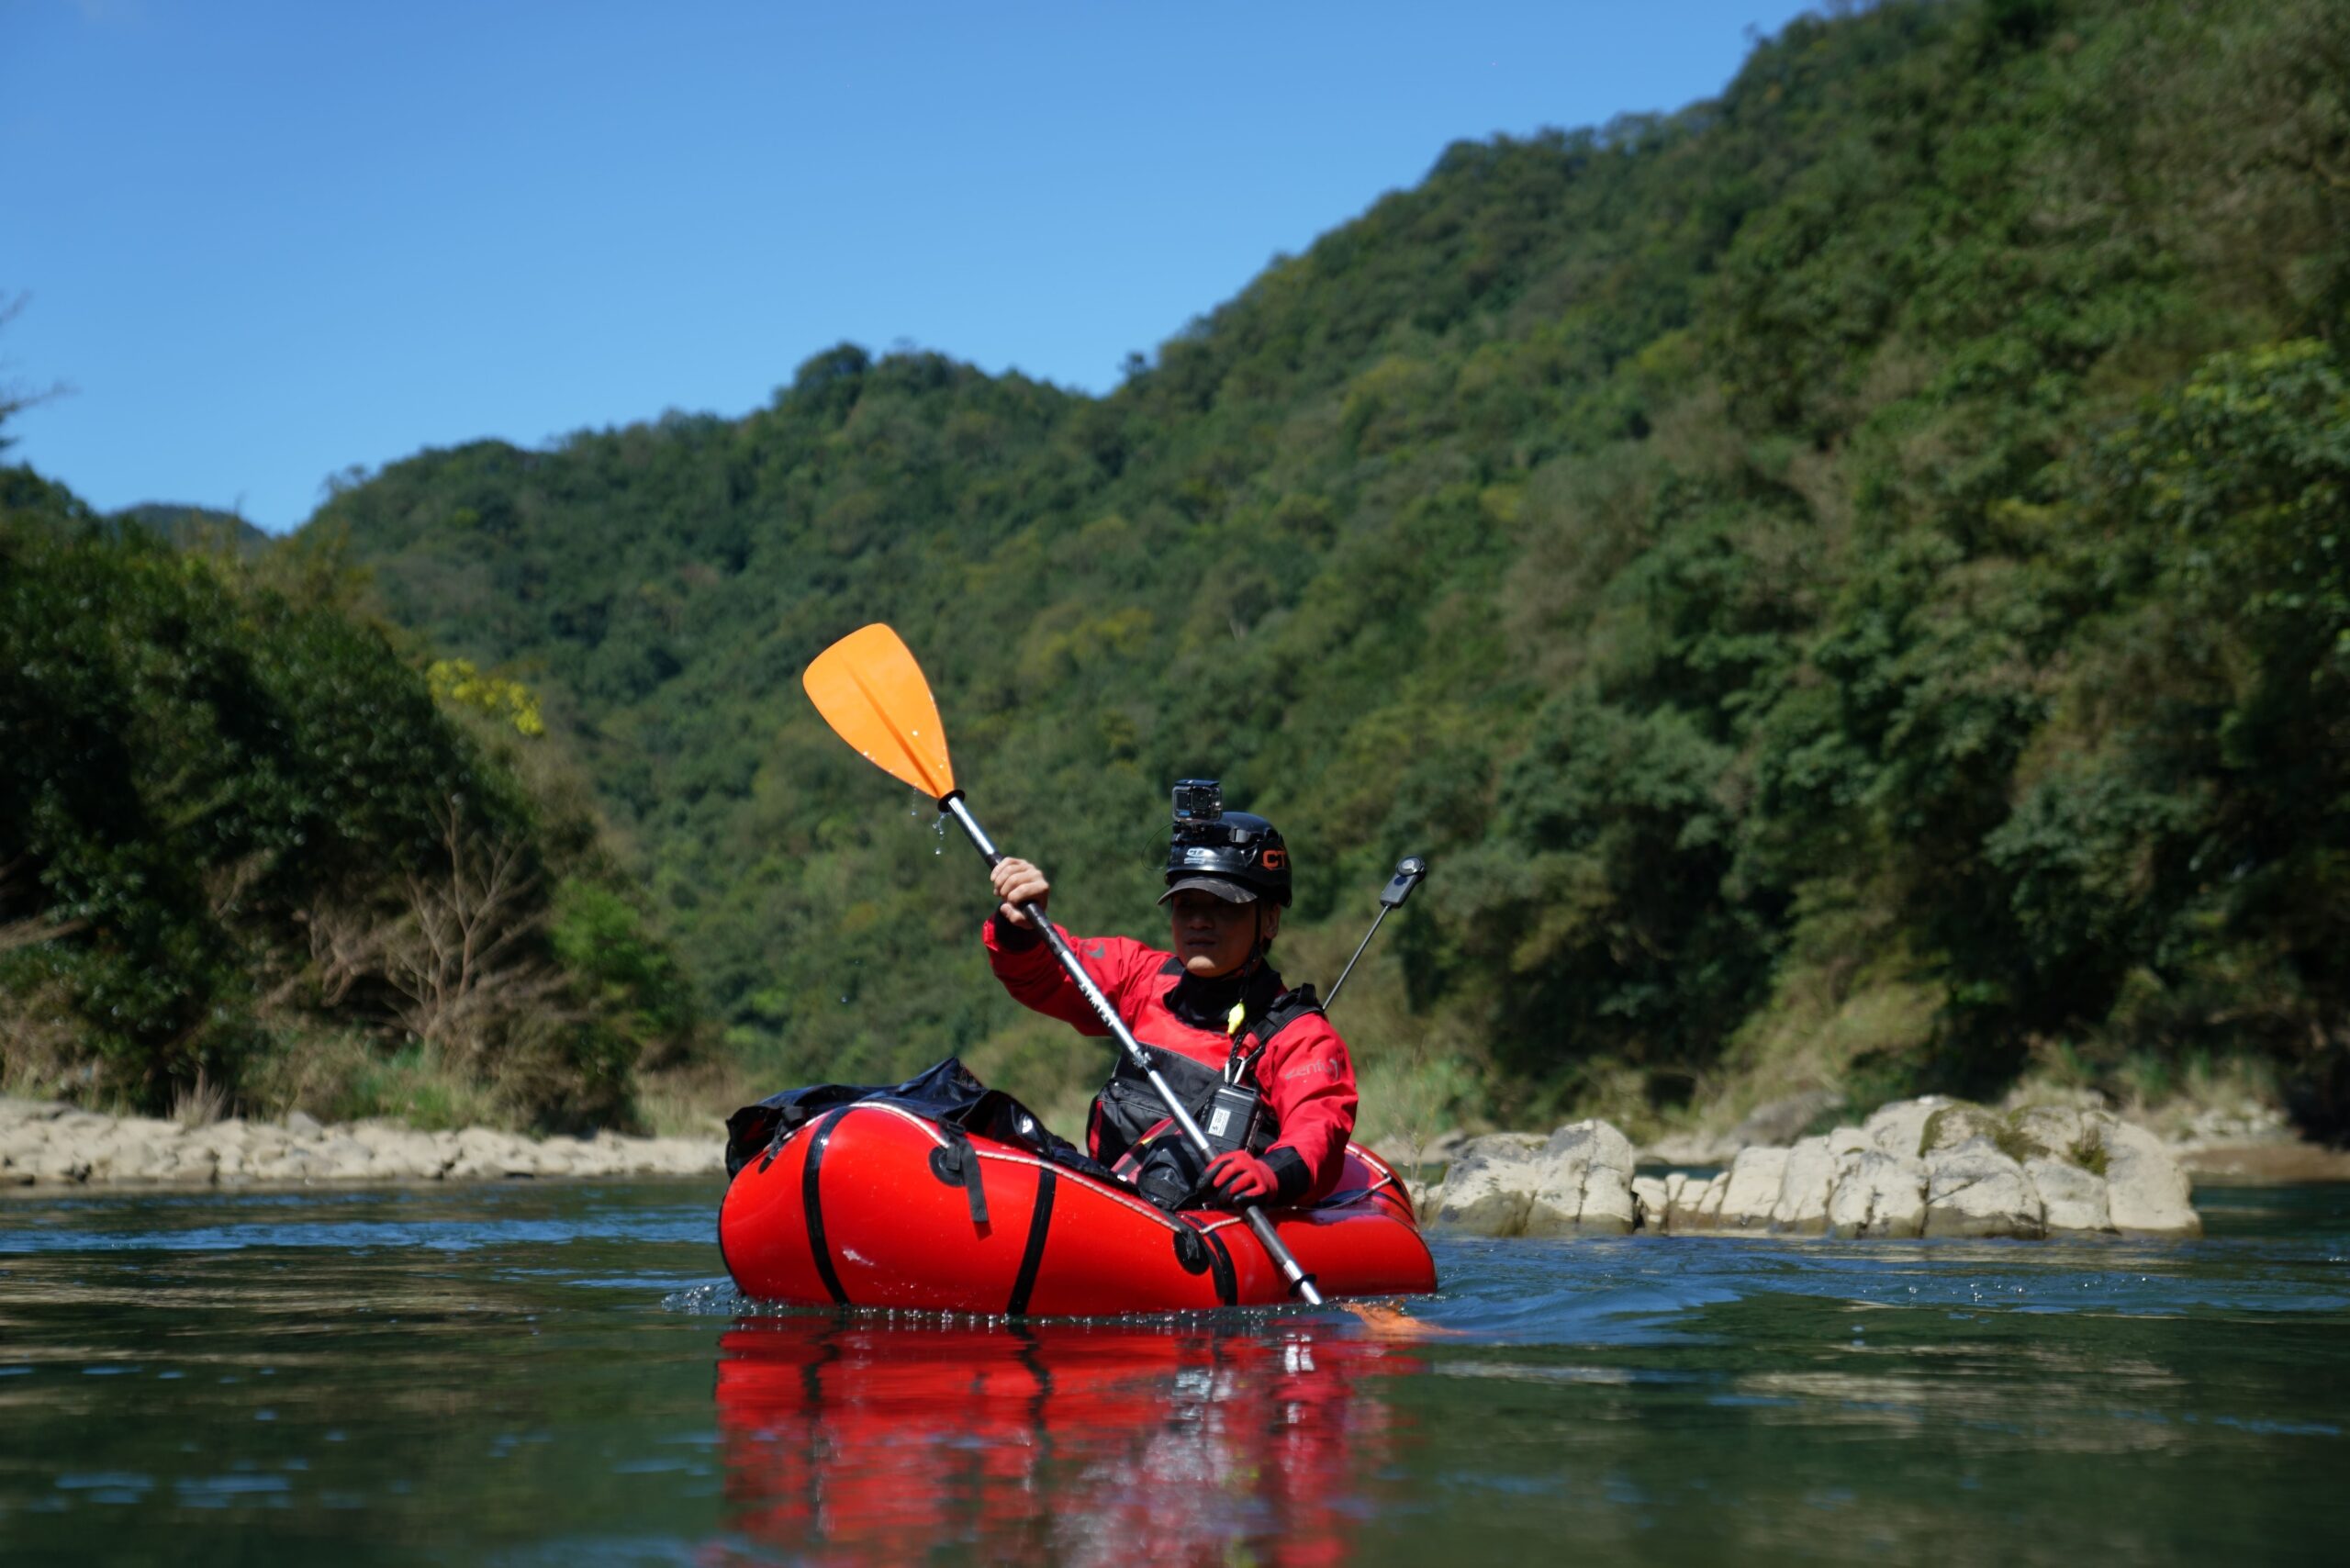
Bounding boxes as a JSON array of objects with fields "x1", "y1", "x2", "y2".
[
  {"x1": 1343, "y1": 1303, "x2": 1463, "y2": 1340},
  {"x1": 802, "y1": 623, "x2": 957, "y2": 800}
]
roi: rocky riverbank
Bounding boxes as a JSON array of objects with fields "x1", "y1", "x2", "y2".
[
  {"x1": 1414, "y1": 1095, "x2": 2203, "y2": 1239},
  {"x1": 0, "y1": 1096, "x2": 722, "y2": 1188},
  {"x1": 0, "y1": 1090, "x2": 2230, "y2": 1234}
]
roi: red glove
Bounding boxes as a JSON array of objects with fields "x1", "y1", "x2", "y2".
[
  {"x1": 1203, "y1": 1150, "x2": 1278, "y2": 1205},
  {"x1": 1203, "y1": 1148, "x2": 1312, "y2": 1207}
]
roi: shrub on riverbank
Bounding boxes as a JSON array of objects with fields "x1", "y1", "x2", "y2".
[{"x1": 0, "y1": 471, "x2": 700, "y2": 1128}]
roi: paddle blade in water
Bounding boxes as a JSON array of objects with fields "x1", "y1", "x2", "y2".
[{"x1": 803, "y1": 623, "x2": 957, "y2": 800}]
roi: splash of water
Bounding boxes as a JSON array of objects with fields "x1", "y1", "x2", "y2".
[{"x1": 660, "y1": 1280, "x2": 748, "y2": 1316}]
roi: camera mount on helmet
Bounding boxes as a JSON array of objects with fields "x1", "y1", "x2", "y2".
[{"x1": 1160, "y1": 778, "x2": 1292, "y2": 907}]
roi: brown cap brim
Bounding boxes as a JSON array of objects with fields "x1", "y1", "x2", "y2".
[{"x1": 1158, "y1": 874, "x2": 1259, "y2": 905}]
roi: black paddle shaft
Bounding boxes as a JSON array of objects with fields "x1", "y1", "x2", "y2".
[{"x1": 938, "y1": 791, "x2": 1324, "y2": 1306}]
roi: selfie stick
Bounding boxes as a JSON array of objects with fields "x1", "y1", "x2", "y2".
[{"x1": 1322, "y1": 857, "x2": 1428, "y2": 1014}]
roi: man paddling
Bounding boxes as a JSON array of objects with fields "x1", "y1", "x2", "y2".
[{"x1": 983, "y1": 781, "x2": 1359, "y2": 1210}]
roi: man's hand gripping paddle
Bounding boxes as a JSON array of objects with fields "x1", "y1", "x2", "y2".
[{"x1": 802, "y1": 623, "x2": 1326, "y2": 1307}]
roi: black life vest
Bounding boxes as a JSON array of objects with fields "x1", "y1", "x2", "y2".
[{"x1": 1091, "y1": 965, "x2": 1326, "y2": 1206}]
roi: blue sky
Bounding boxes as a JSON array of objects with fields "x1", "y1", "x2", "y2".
[{"x1": 5, "y1": 1, "x2": 1820, "y2": 532}]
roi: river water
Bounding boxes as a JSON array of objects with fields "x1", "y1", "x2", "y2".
[{"x1": 0, "y1": 1178, "x2": 2341, "y2": 1565}]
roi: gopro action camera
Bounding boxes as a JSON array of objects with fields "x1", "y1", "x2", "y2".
[{"x1": 1172, "y1": 778, "x2": 1223, "y2": 825}]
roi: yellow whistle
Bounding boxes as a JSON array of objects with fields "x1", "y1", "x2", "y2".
[{"x1": 1226, "y1": 1002, "x2": 1247, "y2": 1037}]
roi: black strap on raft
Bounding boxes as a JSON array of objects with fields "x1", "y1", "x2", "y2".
[
  {"x1": 1203, "y1": 1224, "x2": 1238, "y2": 1307},
  {"x1": 1171, "y1": 1225, "x2": 1211, "y2": 1274},
  {"x1": 928, "y1": 1128, "x2": 990, "y2": 1226},
  {"x1": 1005, "y1": 1169, "x2": 1058, "y2": 1316},
  {"x1": 1169, "y1": 1219, "x2": 1237, "y2": 1306},
  {"x1": 801, "y1": 1109, "x2": 850, "y2": 1305}
]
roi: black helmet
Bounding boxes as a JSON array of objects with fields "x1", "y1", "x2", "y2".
[{"x1": 1160, "y1": 805, "x2": 1292, "y2": 908}]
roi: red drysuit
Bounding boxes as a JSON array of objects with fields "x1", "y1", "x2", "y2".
[{"x1": 983, "y1": 916, "x2": 1359, "y2": 1202}]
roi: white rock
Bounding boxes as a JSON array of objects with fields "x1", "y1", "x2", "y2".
[
  {"x1": 1641, "y1": 1128, "x2": 1737, "y2": 1166},
  {"x1": 1662, "y1": 1172, "x2": 1696, "y2": 1231},
  {"x1": 1523, "y1": 1121, "x2": 1638, "y2": 1236},
  {"x1": 1528, "y1": 1164, "x2": 1594, "y2": 1232},
  {"x1": 1632, "y1": 1175, "x2": 1668, "y2": 1231},
  {"x1": 2098, "y1": 1119, "x2": 2201, "y2": 1238},
  {"x1": 384, "y1": 1143, "x2": 451, "y2": 1180},
  {"x1": 1429, "y1": 1136, "x2": 1538, "y2": 1237},
  {"x1": 184, "y1": 1124, "x2": 246, "y2": 1162},
  {"x1": 243, "y1": 1127, "x2": 297, "y2": 1163},
  {"x1": 1718, "y1": 1147, "x2": 1789, "y2": 1229},
  {"x1": 1827, "y1": 1126, "x2": 1872, "y2": 1158},
  {"x1": 312, "y1": 1137, "x2": 377, "y2": 1179},
  {"x1": 106, "y1": 1145, "x2": 170, "y2": 1182},
  {"x1": 565, "y1": 1142, "x2": 621, "y2": 1179},
  {"x1": 1666, "y1": 1171, "x2": 1720, "y2": 1233},
  {"x1": 0, "y1": 1097, "x2": 70, "y2": 1130},
  {"x1": 1547, "y1": 1120, "x2": 1636, "y2": 1173},
  {"x1": 1919, "y1": 1103, "x2": 2007, "y2": 1157},
  {"x1": 1826, "y1": 1149, "x2": 1928, "y2": 1238},
  {"x1": 1923, "y1": 1138, "x2": 2045, "y2": 1238},
  {"x1": 348, "y1": 1120, "x2": 414, "y2": 1151},
  {"x1": 2026, "y1": 1157, "x2": 2111, "y2": 1234},
  {"x1": 447, "y1": 1153, "x2": 529, "y2": 1181},
  {"x1": 160, "y1": 1145, "x2": 219, "y2": 1184},
  {"x1": 247, "y1": 1149, "x2": 327, "y2": 1183},
  {"x1": 1578, "y1": 1164, "x2": 1637, "y2": 1234},
  {"x1": 2012, "y1": 1105, "x2": 2090, "y2": 1162},
  {"x1": 1531, "y1": 1171, "x2": 1593, "y2": 1233},
  {"x1": 1863, "y1": 1096, "x2": 1953, "y2": 1159},
  {"x1": 1695, "y1": 1172, "x2": 1727, "y2": 1228},
  {"x1": 30, "y1": 1144, "x2": 92, "y2": 1182},
  {"x1": 1771, "y1": 1137, "x2": 1840, "y2": 1234}
]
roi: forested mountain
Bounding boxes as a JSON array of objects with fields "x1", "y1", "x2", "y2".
[
  {"x1": 319, "y1": 0, "x2": 2350, "y2": 1141},
  {"x1": 106, "y1": 502, "x2": 268, "y2": 553}
]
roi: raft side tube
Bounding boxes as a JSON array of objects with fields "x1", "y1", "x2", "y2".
[{"x1": 719, "y1": 1105, "x2": 1437, "y2": 1314}]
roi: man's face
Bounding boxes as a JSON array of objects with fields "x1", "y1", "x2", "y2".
[{"x1": 1167, "y1": 889, "x2": 1272, "y2": 978}]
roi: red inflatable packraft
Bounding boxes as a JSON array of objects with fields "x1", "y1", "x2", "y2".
[{"x1": 719, "y1": 1101, "x2": 1436, "y2": 1315}]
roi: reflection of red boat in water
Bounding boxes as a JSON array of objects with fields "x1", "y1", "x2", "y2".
[
  {"x1": 714, "y1": 1316, "x2": 1405, "y2": 1566},
  {"x1": 719, "y1": 1102, "x2": 1435, "y2": 1315}
]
